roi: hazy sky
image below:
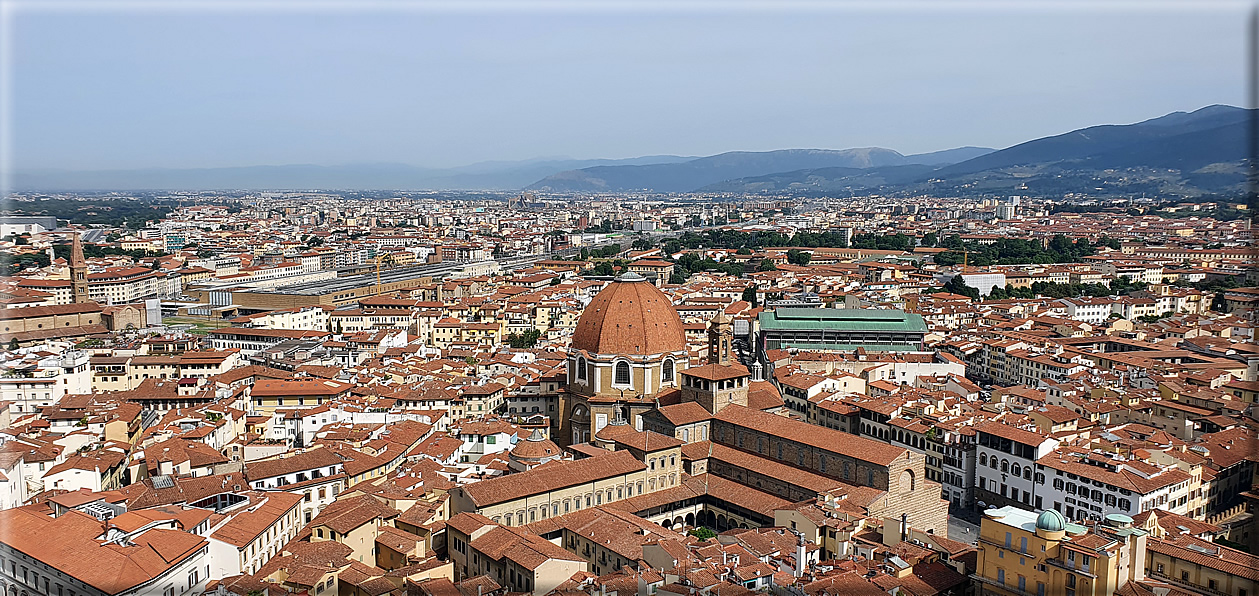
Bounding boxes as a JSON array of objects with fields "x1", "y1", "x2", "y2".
[{"x1": 4, "y1": 1, "x2": 1251, "y2": 170}]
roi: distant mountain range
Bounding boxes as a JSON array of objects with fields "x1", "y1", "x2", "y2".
[
  {"x1": 526, "y1": 147, "x2": 995, "y2": 193},
  {"x1": 535, "y1": 105, "x2": 1253, "y2": 197},
  {"x1": 700, "y1": 105, "x2": 1255, "y2": 198},
  {"x1": 9, "y1": 105, "x2": 1252, "y2": 197},
  {"x1": 10, "y1": 155, "x2": 697, "y2": 193}
]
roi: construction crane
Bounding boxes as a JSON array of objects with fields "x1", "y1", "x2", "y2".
[{"x1": 374, "y1": 254, "x2": 389, "y2": 296}]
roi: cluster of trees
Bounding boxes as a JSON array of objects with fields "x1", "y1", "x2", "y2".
[
  {"x1": 1, "y1": 240, "x2": 167, "y2": 275},
  {"x1": 668, "y1": 252, "x2": 748, "y2": 284},
  {"x1": 663, "y1": 229, "x2": 843, "y2": 254},
  {"x1": 505, "y1": 329, "x2": 542, "y2": 348},
  {"x1": 934, "y1": 277, "x2": 1150, "y2": 302},
  {"x1": 786, "y1": 249, "x2": 811, "y2": 266},
  {"x1": 0, "y1": 253, "x2": 46, "y2": 275},
  {"x1": 658, "y1": 229, "x2": 925, "y2": 259},
  {"x1": 1049, "y1": 204, "x2": 1140, "y2": 216},
  {"x1": 579, "y1": 244, "x2": 622, "y2": 260},
  {"x1": 591, "y1": 259, "x2": 628, "y2": 276},
  {"x1": 583, "y1": 221, "x2": 619, "y2": 233},
  {"x1": 934, "y1": 234, "x2": 1121, "y2": 267},
  {"x1": 849, "y1": 233, "x2": 916, "y2": 251},
  {"x1": 942, "y1": 276, "x2": 980, "y2": 299},
  {"x1": 1012, "y1": 278, "x2": 1149, "y2": 299},
  {"x1": 5, "y1": 197, "x2": 177, "y2": 229},
  {"x1": 1182, "y1": 276, "x2": 1240, "y2": 292},
  {"x1": 60, "y1": 243, "x2": 161, "y2": 261}
]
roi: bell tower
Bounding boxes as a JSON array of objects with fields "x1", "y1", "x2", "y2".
[
  {"x1": 70, "y1": 232, "x2": 90, "y2": 304},
  {"x1": 708, "y1": 311, "x2": 733, "y2": 366}
]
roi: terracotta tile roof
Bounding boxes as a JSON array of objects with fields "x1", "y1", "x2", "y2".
[
  {"x1": 683, "y1": 363, "x2": 750, "y2": 381},
  {"x1": 245, "y1": 447, "x2": 344, "y2": 481},
  {"x1": 655, "y1": 402, "x2": 714, "y2": 426},
  {"x1": 974, "y1": 420, "x2": 1053, "y2": 447},
  {"x1": 455, "y1": 449, "x2": 645, "y2": 508},
  {"x1": 309, "y1": 494, "x2": 400, "y2": 535},
  {"x1": 572, "y1": 275, "x2": 686, "y2": 356},
  {"x1": 594, "y1": 424, "x2": 683, "y2": 452},
  {"x1": 0, "y1": 506, "x2": 208, "y2": 594},
  {"x1": 715, "y1": 405, "x2": 907, "y2": 467},
  {"x1": 1147, "y1": 535, "x2": 1259, "y2": 581}
]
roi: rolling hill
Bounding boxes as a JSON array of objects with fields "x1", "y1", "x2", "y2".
[
  {"x1": 527, "y1": 147, "x2": 994, "y2": 192},
  {"x1": 694, "y1": 105, "x2": 1255, "y2": 197}
]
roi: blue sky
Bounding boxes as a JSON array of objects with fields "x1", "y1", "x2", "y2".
[{"x1": 5, "y1": 2, "x2": 1250, "y2": 170}]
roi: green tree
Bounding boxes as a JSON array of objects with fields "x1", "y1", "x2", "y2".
[
  {"x1": 944, "y1": 275, "x2": 980, "y2": 300},
  {"x1": 1211, "y1": 292, "x2": 1228, "y2": 312},
  {"x1": 506, "y1": 329, "x2": 543, "y2": 348},
  {"x1": 786, "y1": 249, "x2": 811, "y2": 266},
  {"x1": 757, "y1": 259, "x2": 777, "y2": 272},
  {"x1": 688, "y1": 527, "x2": 717, "y2": 540},
  {"x1": 921, "y1": 232, "x2": 938, "y2": 248},
  {"x1": 741, "y1": 285, "x2": 758, "y2": 307},
  {"x1": 7, "y1": 338, "x2": 18, "y2": 351}
]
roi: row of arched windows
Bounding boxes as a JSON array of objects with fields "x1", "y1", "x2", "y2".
[
  {"x1": 494, "y1": 474, "x2": 680, "y2": 526},
  {"x1": 573, "y1": 357, "x2": 676, "y2": 387}
]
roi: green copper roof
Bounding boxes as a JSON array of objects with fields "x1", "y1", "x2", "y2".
[{"x1": 759, "y1": 308, "x2": 928, "y2": 333}]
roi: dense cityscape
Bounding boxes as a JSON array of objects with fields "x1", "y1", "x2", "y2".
[{"x1": 0, "y1": 188, "x2": 1253, "y2": 596}]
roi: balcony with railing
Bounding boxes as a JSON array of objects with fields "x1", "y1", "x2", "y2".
[
  {"x1": 1147, "y1": 570, "x2": 1231, "y2": 596},
  {"x1": 971, "y1": 574, "x2": 1037, "y2": 596},
  {"x1": 1044, "y1": 557, "x2": 1093, "y2": 578}
]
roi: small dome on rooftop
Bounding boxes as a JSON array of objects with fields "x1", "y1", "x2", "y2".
[{"x1": 1036, "y1": 509, "x2": 1067, "y2": 532}]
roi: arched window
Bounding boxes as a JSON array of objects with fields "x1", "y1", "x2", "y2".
[
  {"x1": 576, "y1": 357, "x2": 588, "y2": 381},
  {"x1": 1001, "y1": 460, "x2": 1010, "y2": 473},
  {"x1": 980, "y1": 453, "x2": 988, "y2": 466},
  {"x1": 990, "y1": 458, "x2": 998, "y2": 469},
  {"x1": 900, "y1": 469, "x2": 916, "y2": 491},
  {"x1": 1011, "y1": 463, "x2": 1021, "y2": 477},
  {"x1": 1024, "y1": 468, "x2": 1033, "y2": 480},
  {"x1": 614, "y1": 361, "x2": 631, "y2": 386},
  {"x1": 662, "y1": 359, "x2": 675, "y2": 383}
]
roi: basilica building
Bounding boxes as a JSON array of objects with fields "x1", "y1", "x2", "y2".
[
  {"x1": 560, "y1": 272, "x2": 690, "y2": 445},
  {"x1": 559, "y1": 272, "x2": 782, "y2": 446}
]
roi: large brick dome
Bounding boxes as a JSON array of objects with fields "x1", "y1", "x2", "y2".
[{"x1": 572, "y1": 272, "x2": 686, "y2": 356}]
